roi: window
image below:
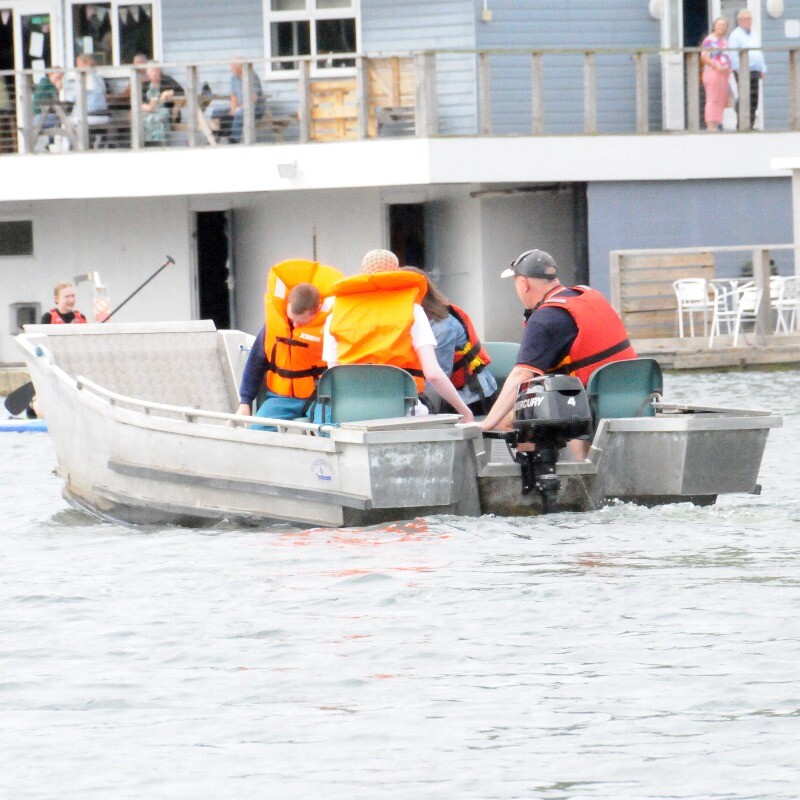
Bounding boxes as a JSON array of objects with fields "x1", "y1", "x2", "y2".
[
  {"x1": 265, "y1": 0, "x2": 357, "y2": 73},
  {"x1": 0, "y1": 221, "x2": 33, "y2": 256},
  {"x1": 69, "y1": 1, "x2": 160, "y2": 66}
]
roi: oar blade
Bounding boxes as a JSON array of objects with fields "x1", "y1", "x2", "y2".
[{"x1": 4, "y1": 381, "x2": 35, "y2": 416}]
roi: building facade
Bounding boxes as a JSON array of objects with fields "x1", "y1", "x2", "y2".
[{"x1": 0, "y1": 0, "x2": 798, "y2": 364}]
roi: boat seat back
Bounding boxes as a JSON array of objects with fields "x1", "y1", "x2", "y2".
[
  {"x1": 586, "y1": 358, "x2": 663, "y2": 422},
  {"x1": 315, "y1": 364, "x2": 418, "y2": 423},
  {"x1": 482, "y1": 341, "x2": 519, "y2": 391}
]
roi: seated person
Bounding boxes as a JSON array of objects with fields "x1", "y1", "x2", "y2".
[
  {"x1": 41, "y1": 281, "x2": 88, "y2": 325},
  {"x1": 32, "y1": 67, "x2": 64, "y2": 130},
  {"x1": 141, "y1": 62, "x2": 185, "y2": 145},
  {"x1": 403, "y1": 266, "x2": 498, "y2": 416},
  {"x1": 63, "y1": 54, "x2": 109, "y2": 126},
  {"x1": 321, "y1": 249, "x2": 474, "y2": 423},
  {"x1": 210, "y1": 59, "x2": 266, "y2": 144},
  {"x1": 235, "y1": 259, "x2": 343, "y2": 429}
]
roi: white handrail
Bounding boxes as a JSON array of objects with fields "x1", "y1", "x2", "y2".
[{"x1": 74, "y1": 374, "x2": 319, "y2": 433}]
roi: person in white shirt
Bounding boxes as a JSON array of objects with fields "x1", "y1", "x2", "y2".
[{"x1": 728, "y1": 9, "x2": 766, "y2": 129}]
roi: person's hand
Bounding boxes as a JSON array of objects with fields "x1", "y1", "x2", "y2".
[
  {"x1": 160, "y1": 90, "x2": 174, "y2": 102},
  {"x1": 459, "y1": 408, "x2": 475, "y2": 424},
  {"x1": 235, "y1": 402, "x2": 251, "y2": 416}
]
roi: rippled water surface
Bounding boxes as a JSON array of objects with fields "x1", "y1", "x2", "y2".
[{"x1": 2, "y1": 370, "x2": 799, "y2": 799}]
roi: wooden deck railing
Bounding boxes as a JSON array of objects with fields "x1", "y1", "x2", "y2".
[{"x1": 2, "y1": 45, "x2": 800, "y2": 154}]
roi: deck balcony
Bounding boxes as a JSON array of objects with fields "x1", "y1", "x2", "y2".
[{"x1": 2, "y1": 44, "x2": 800, "y2": 156}]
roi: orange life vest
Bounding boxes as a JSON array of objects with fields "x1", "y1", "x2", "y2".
[
  {"x1": 263, "y1": 259, "x2": 343, "y2": 399},
  {"x1": 447, "y1": 304, "x2": 491, "y2": 390},
  {"x1": 328, "y1": 270, "x2": 427, "y2": 392},
  {"x1": 49, "y1": 309, "x2": 88, "y2": 324},
  {"x1": 539, "y1": 285, "x2": 637, "y2": 386}
]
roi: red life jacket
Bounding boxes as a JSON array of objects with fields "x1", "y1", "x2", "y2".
[
  {"x1": 447, "y1": 304, "x2": 491, "y2": 390},
  {"x1": 49, "y1": 309, "x2": 88, "y2": 324},
  {"x1": 539, "y1": 285, "x2": 636, "y2": 386}
]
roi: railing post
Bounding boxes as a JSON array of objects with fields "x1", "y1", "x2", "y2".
[
  {"x1": 242, "y1": 62, "x2": 255, "y2": 146},
  {"x1": 635, "y1": 51, "x2": 649, "y2": 133},
  {"x1": 356, "y1": 55, "x2": 369, "y2": 139},
  {"x1": 752, "y1": 247, "x2": 772, "y2": 341},
  {"x1": 129, "y1": 67, "x2": 143, "y2": 150},
  {"x1": 791, "y1": 50, "x2": 800, "y2": 131},
  {"x1": 18, "y1": 72, "x2": 34, "y2": 154},
  {"x1": 185, "y1": 65, "x2": 199, "y2": 148},
  {"x1": 299, "y1": 59, "x2": 311, "y2": 143},
  {"x1": 737, "y1": 50, "x2": 750, "y2": 131},
  {"x1": 414, "y1": 52, "x2": 437, "y2": 137},
  {"x1": 531, "y1": 52, "x2": 544, "y2": 135},
  {"x1": 685, "y1": 51, "x2": 700, "y2": 131},
  {"x1": 74, "y1": 70, "x2": 89, "y2": 152},
  {"x1": 584, "y1": 51, "x2": 596, "y2": 134},
  {"x1": 478, "y1": 52, "x2": 491, "y2": 135}
]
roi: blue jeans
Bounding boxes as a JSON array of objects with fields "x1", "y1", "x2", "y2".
[{"x1": 250, "y1": 391, "x2": 309, "y2": 431}]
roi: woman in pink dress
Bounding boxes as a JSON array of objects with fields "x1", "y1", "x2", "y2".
[{"x1": 701, "y1": 17, "x2": 732, "y2": 131}]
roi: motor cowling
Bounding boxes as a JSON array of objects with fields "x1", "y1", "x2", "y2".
[{"x1": 512, "y1": 374, "x2": 592, "y2": 445}]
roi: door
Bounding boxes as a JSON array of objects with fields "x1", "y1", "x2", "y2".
[
  {"x1": 196, "y1": 211, "x2": 233, "y2": 330},
  {"x1": 0, "y1": 1, "x2": 61, "y2": 152}
]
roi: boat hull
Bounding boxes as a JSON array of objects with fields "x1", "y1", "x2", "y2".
[{"x1": 16, "y1": 322, "x2": 782, "y2": 527}]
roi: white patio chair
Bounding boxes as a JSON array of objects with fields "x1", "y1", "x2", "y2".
[
  {"x1": 673, "y1": 278, "x2": 716, "y2": 338},
  {"x1": 772, "y1": 276, "x2": 799, "y2": 334},
  {"x1": 709, "y1": 281, "x2": 762, "y2": 347}
]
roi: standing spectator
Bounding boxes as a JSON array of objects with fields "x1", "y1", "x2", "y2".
[
  {"x1": 700, "y1": 17, "x2": 732, "y2": 132},
  {"x1": 728, "y1": 8, "x2": 766, "y2": 130},
  {"x1": 210, "y1": 59, "x2": 266, "y2": 144}
]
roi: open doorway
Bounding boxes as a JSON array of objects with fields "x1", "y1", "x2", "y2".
[
  {"x1": 196, "y1": 210, "x2": 232, "y2": 330},
  {"x1": 389, "y1": 203, "x2": 425, "y2": 268}
]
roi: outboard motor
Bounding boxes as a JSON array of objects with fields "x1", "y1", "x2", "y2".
[{"x1": 488, "y1": 375, "x2": 592, "y2": 514}]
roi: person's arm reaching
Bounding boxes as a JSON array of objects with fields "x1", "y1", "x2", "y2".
[
  {"x1": 479, "y1": 364, "x2": 539, "y2": 432},
  {"x1": 417, "y1": 345, "x2": 474, "y2": 423},
  {"x1": 236, "y1": 326, "x2": 268, "y2": 415}
]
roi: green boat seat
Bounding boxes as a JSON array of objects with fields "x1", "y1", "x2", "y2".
[
  {"x1": 315, "y1": 364, "x2": 418, "y2": 423},
  {"x1": 482, "y1": 341, "x2": 519, "y2": 392},
  {"x1": 585, "y1": 357, "x2": 663, "y2": 422}
]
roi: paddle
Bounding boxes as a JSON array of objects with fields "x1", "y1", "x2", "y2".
[{"x1": 4, "y1": 255, "x2": 175, "y2": 417}]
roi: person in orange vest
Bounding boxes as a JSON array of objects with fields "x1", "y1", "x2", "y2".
[
  {"x1": 322, "y1": 249, "x2": 474, "y2": 422},
  {"x1": 40, "y1": 282, "x2": 88, "y2": 325},
  {"x1": 480, "y1": 249, "x2": 636, "y2": 455},
  {"x1": 236, "y1": 258, "x2": 342, "y2": 427}
]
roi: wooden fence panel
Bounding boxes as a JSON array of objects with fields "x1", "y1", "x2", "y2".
[{"x1": 610, "y1": 250, "x2": 715, "y2": 339}]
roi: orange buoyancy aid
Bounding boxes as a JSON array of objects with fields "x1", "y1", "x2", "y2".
[
  {"x1": 263, "y1": 258, "x2": 343, "y2": 399},
  {"x1": 328, "y1": 270, "x2": 428, "y2": 392},
  {"x1": 539, "y1": 285, "x2": 637, "y2": 386},
  {"x1": 447, "y1": 304, "x2": 491, "y2": 390},
  {"x1": 49, "y1": 309, "x2": 88, "y2": 324}
]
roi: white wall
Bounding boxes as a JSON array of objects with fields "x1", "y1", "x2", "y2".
[
  {"x1": 231, "y1": 189, "x2": 387, "y2": 336},
  {"x1": 0, "y1": 197, "x2": 193, "y2": 363},
  {"x1": 480, "y1": 189, "x2": 580, "y2": 342}
]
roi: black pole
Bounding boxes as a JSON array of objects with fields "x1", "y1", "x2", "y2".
[{"x1": 104, "y1": 255, "x2": 175, "y2": 323}]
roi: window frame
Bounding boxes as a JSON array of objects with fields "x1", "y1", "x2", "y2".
[
  {"x1": 66, "y1": 0, "x2": 163, "y2": 72},
  {"x1": 262, "y1": 0, "x2": 360, "y2": 78}
]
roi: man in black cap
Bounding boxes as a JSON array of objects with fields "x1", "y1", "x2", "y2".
[{"x1": 480, "y1": 249, "x2": 635, "y2": 448}]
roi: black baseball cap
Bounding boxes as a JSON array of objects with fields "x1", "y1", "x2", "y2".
[{"x1": 501, "y1": 249, "x2": 558, "y2": 280}]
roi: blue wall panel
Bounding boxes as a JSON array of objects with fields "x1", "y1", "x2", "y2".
[{"x1": 587, "y1": 178, "x2": 794, "y2": 298}]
